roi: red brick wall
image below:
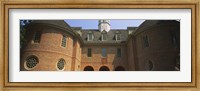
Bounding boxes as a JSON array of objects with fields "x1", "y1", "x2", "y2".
[
  {"x1": 81, "y1": 45, "x2": 127, "y2": 71},
  {"x1": 71, "y1": 40, "x2": 82, "y2": 71},
  {"x1": 126, "y1": 37, "x2": 136, "y2": 71},
  {"x1": 21, "y1": 26, "x2": 75, "y2": 71},
  {"x1": 20, "y1": 21, "x2": 179, "y2": 71},
  {"x1": 134, "y1": 24, "x2": 180, "y2": 71}
]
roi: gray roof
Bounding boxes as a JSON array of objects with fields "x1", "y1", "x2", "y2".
[
  {"x1": 134, "y1": 20, "x2": 180, "y2": 34},
  {"x1": 29, "y1": 20, "x2": 179, "y2": 45},
  {"x1": 31, "y1": 20, "x2": 72, "y2": 30},
  {"x1": 79, "y1": 29, "x2": 129, "y2": 44},
  {"x1": 30, "y1": 20, "x2": 84, "y2": 44}
]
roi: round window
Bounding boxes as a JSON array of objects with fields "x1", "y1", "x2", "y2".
[
  {"x1": 57, "y1": 59, "x2": 65, "y2": 70},
  {"x1": 145, "y1": 60, "x2": 153, "y2": 71},
  {"x1": 25, "y1": 56, "x2": 39, "y2": 69}
]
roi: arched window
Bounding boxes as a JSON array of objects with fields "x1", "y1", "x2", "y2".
[
  {"x1": 84, "y1": 66, "x2": 94, "y2": 71},
  {"x1": 61, "y1": 35, "x2": 67, "y2": 47},
  {"x1": 57, "y1": 59, "x2": 65, "y2": 70},
  {"x1": 99, "y1": 66, "x2": 109, "y2": 71},
  {"x1": 143, "y1": 35, "x2": 149, "y2": 47},
  {"x1": 33, "y1": 31, "x2": 42, "y2": 43},
  {"x1": 25, "y1": 55, "x2": 39, "y2": 70}
]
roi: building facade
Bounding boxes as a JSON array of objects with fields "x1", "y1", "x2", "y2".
[{"x1": 20, "y1": 20, "x2": 180, "y2": 71}]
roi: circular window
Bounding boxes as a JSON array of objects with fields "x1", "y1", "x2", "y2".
[
  {"x1": 145, "y1": 60, "x2": 153, "y2": 71},
  {"x1": 57, "y1": 59, "x2": 65, "y2": 70},
  {"x1": 25, "y1": 56, "x2": 39, "y2": 69}
]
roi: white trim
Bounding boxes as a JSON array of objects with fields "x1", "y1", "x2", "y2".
[
  {"x1": 115, "y1": 33, "x2": 121, "y2": 41},
  {"x1": 87, "y1": 33, "x2": 93, "y2": 41},
  {"x1": 101, "y1": 33, "x2": 107, "y2": 41},
  {"x1": 56, "y1": 58, "x2": 66, "y2": 71},
  {"x1": 9, "y1": 9, "x2": 191, "y2": 82}
]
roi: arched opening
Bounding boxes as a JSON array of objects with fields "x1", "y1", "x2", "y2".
[
  {"x1": 99, "y1": 66, "x2": 109, "y2": 71},
  {"x1": 145, "y1": 60, "x2": 153, "y2": 71},
  {"x1": 115, "y1": 66, "x2": 125, "y2": 71},
  {"x1": 84, "y1": 66, "x2": 94, "y2": 71}
]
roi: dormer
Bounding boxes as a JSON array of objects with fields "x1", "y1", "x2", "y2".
[
  {"x1": 87, "y1": 31, "x2": 94, "y2": 41},
  {"x1": 115, "y1": 31, "x2": 121, "y2": 41},
  {"x1": 101, "y1": 30, "x2": 107, "y2": 41}
]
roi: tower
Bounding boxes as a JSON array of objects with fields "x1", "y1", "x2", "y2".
[{"x1": 98, "y1": 20, "x2": 110, "y2": 32}]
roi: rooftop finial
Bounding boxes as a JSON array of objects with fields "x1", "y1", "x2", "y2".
[{"x1": 98, "y1": 20, "x2": 110, "y2": 32}]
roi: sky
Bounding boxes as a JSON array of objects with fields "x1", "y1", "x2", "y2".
[{"x1": 64, "y1": 20, "x2": 145, "y2": 29}]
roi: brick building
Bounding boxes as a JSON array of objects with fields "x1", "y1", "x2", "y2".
[{"x1": 20, "y1": 20, "x2": 180, "y2": 71}]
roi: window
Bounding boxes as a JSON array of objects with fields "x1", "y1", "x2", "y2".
[
  {"x1": 148, "y1": 61, "x2": 153, "y2": 70},
  {"x1": 102, "y1": 33, "x2": 107, "y2": 41},
  {"x1": 87, "y1": 33, "x2": 93, "y2": 41},
  {"x1": 145, "y1": 60, "x2": 153, "y2": 71},
  {"x1": 102, "y1": 48, "x2": 107, "y2": 57},
  {"x1": 33, "y1": 31, "x2": 42, "y2": 43},
  {"x1": 87, "y1": 48, "x2": 92, "y2": 57},
  {"x1": 143, "y1": 35, "x2": 149, "y2": 47},
  {"x1": 25, "y1": 56, "x2": 39, "y2": 69},
  {"x1": 117, "y1": 48, "x2": 121, "y2": 57},
  {"x1": 170, "y1": 31, "x2": 178, "y2": 47},
  {"x1": 57, "y1": 59, "x2": 65, "y2": 70},
  {"x1": 61, "y1": 35, "x2": 67, "y2": 47},
  {"x1": 116, "y1": 33, "x2": 121, "y2": 41}
]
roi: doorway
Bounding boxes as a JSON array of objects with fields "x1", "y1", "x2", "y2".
[
  {"x1": 99, "y1": 66, "x2": 109, "y2": 71},
  {"x1": 84, "y1": 66, "x2": 94, "y2": 71}
]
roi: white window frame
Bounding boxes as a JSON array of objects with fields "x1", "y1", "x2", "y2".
[
  {"x1": 87, "y1": 33, "x2": 93, "y2": 41},
  {"x1": 101, "y1": 33, "x2": 107, "y2": 41},
  {"x1": 115, "y1": 33, "x2": 121, "y2": 41}
]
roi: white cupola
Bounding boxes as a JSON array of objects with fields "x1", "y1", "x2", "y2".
[{"x1": 98, "y1": 20, "x2": 110, "y2": 32}]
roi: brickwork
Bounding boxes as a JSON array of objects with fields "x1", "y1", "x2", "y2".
[
  {"x1": 128, "y1": 23, "x2": 180, "y2": 71},
  {"x1": 81, "y1": 45, "x2": 127, "y2": 71},
  {"x1": 20, "y1": 25, "x2": 80, "y2": 71},
  {"x1": 126, "y1": 36, "x2": 136, "y2": 71},
  {"x1": 20, "y1": 20, "x2": 180, "y2": 71},
  {"x1": 72, "y1": 40, "x2": 82, "y2": 71}
]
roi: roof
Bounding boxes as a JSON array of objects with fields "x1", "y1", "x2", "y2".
[
  {"x1": 29, "y1": 20, "x2": 84, "y2": 44},
  {"x1": 31, "y1": 20, "x2": 72, "y2": 30},
  {"x1": 134, "y1": 20, "x2": 180, "y2": 35},
  {"x1": 79, "y1": 29, "x2": 129, "y2": 44},
  {"x1": 29, "y1": 20, "x2": 179, "y2": 45}
]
